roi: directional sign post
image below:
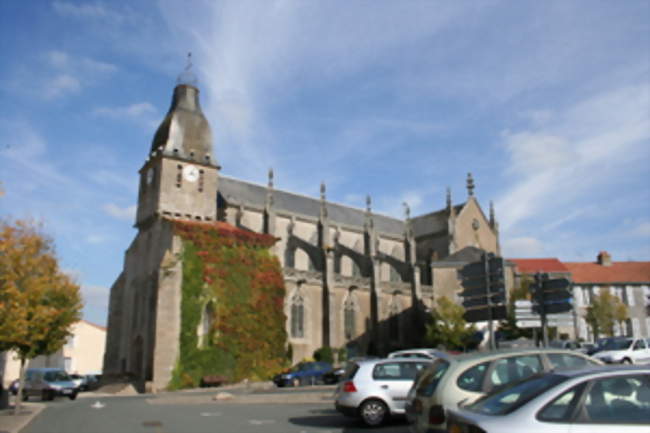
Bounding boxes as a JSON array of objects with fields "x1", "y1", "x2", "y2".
[
  {"x1": 459, "y1": 253, "x2": 507, "y2": 350},
  {"x1": 531, "y1": 273, "x2": 573, "y2": 347}
]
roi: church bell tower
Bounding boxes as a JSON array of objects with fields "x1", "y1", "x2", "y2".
[{"x1": 136, "y1": 55, "x2": 219, "y2": 228}]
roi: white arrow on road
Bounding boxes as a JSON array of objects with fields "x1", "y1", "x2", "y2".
[
  {"x1": 249, "y1": 419, "x2": 276, "y2": 425},
  {"x1": 91, "y1": 401, "x2": 105, "y2": 409}
]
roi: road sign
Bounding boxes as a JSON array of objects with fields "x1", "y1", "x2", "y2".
[
  {"x1": 464, "y1": 305, "x2": 507, "y2": 323},
  {"x1": 460, "y1": 285, "x2": 505, "y2": 298},
  {"x1": 462, "y1": 293, "x2": 505, "y2": 309},
  {"x1": 534, "y1": 302, "x2": 572, "y2": 315},
  {"x1": 516, "y1": 320, "x2": 541, "y2": 328},
  {"x1": 540, "y1": 289, "x2": 572, "y2": 302},
  {"x1": 541, "y1": 278, "x2": 571, "y2": 291}
]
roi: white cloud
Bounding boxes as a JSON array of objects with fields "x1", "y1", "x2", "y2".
[
  {"x1": 52, "y1": 1, "x2": 113, "y2": 20},
  {"x1": 497, "y1": 82, "x2": 650, "y2": 232},
  {"x1": 44, "y1": 74, "x2": 81, "y2": 99},
  {"x1": 502, "y1": 237, "x2": 545, "y2": 257},
  {"x1": 85, "y1": 234, "x2": 106, "y2": 244},
  {"x1": 94, "y1": 102, "x2": 156, "y2": 118},
  {"x1": 102, "y1": 203, "x2": 136, "y2": 221}
]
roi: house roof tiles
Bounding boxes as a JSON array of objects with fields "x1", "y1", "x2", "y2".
[{"x1": 563, "y1": 261, "x2": 650, "y2": 284}]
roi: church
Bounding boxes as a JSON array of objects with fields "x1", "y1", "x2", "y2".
[{"x1": 103, "y1": 72, "x2": 501, "y2": 392}]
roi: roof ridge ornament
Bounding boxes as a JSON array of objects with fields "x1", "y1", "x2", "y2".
[
  {"x1": 268, "y1": 168, "x2": 274, "y2": 189},
  {"x1": 177, "y1": 52, "x2": 198, "y2": 86},
  {"x1": 466, "y1": 172, "x2": 475, "y2": 197}
]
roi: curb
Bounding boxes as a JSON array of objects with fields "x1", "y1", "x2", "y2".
[{"x1": 0, "y1": 403, "x2": 45, "y2": 433}]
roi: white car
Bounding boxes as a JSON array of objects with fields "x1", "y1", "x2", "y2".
[
  {"x1": 592, "y1": 337, "x2": 650, "y2": 364},
  {"x1": 446, "y1": 365, "x2": 650, "y2": 433},
  {"x1": 387, "y1": 348, "x2": 447, "y2": 360},
  {"x1": 334, "y1": 357, "x2": 432, "y2": 426},
  {"x1": 407, "y1": 348, "x2": 602, "y2": 433}
]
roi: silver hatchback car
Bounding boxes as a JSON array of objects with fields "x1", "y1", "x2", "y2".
[
  {"x1": 446, "y1": 366, "x2": 650, "y2": 433},
  {"x1": 334, "y1": 357, "x2": 432, "y2": 426}
]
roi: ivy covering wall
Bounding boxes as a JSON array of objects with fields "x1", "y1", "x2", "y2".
[{"x1": 169, "y1": 220, "x2": 287, "y2": 389}]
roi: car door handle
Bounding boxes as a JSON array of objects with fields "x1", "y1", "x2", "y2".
[{"x1": 381, "y1": 385, "x2": 389, "y2": 389}]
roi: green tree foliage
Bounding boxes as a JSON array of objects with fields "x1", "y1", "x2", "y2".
[
  {"x1": 313, "y1": 346, "x2": 334, "y2": 364},
  {"x1": 586, "y1": 288, "x2": 628, "y2": 338},
  {"x1": 425, "y1": 296, "x2": 476, "y2": 351},
  {"x1": 498, "y1": 276, "x2": 533, "y2": 341},
  {"x1": 0, "y1": 219, "x2": 82, "y2": 414}
]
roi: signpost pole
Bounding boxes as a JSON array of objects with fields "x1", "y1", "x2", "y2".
[
  {"x1": 485, "y1": 253, "x2": 495, "y2": 350},
  {"x1": 536, "y1": 272, "x2": 549, "y2": 348}
]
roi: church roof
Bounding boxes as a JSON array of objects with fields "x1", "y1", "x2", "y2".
[
  {"x1": 219, "y1": 176, "x2": 406, "y2": 236},
  {"x1": 411, "y1": 204, "x2": 464, "y2": 237}
]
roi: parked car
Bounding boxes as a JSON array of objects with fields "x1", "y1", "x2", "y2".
[
  {"x1": 334, "y1": 357, "x2": 433, "y2": 426},
  {"x1": 322, "y1": 367, "x2": 345, "y2": 385},
  {"x1": 21, "y1": 368, "x2": 78, "y2": 401},
  {"x1": 69, "y1": 374, "x2": 88, "y2": 391},
  {"x1": 407, "y1": 348, "x2": 602, "y2": 433},
  {"x1": 9, "y1": 379, "x2": 19, "y2": 395},
  {"x1": 592, "y1": 337, "x2": 650, "y2": 365},
  {"x1": 446, "y1": 365, "x2": 650, "y2": 433},
  {"x1": 272, "y1": 361, "x2": 332, "y2": 387},
  {"x1": 387, "y1": 348, "x2": 447, "y2": 360}
]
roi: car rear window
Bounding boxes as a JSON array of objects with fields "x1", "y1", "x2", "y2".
[
  {"x1": 416, "y1": 359, "x2": 450, "y2": 397},
  {"x1": 343, "y1": 363, "x2": 360, "y2": 380},
  {"x1": 546, "y1": 353, "x2": 597, "y2": 371},
  {"x1": 457, "y1": 362, "x2": 489, "y2": 392}
]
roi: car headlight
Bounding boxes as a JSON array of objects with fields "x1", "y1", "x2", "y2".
[{"x1": 281, "y1": 374, "x2": 291, "y2": 379}]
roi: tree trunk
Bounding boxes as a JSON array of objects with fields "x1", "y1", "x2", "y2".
[{"x1": 13, "y1": 356, "x2": 26, "y2": 415}]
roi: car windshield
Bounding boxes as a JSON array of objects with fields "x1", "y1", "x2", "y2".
[
  {"x1": 44, "y1": 371, "x2": 71, "y2": 381},
  {"x1": 602, "y1": 339, "x2": 633, "y2": 350},
  {"x1": 468, "y1": 374, "x2": 567, "y2": 416}
]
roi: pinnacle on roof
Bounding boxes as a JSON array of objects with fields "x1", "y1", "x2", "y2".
[{"x1": 466, "y1": 172, "x2": 475, "y2": 197}]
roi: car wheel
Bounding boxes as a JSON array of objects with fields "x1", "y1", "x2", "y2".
[
  {"x1": 22, "y1": 392, "x2": 29, "y2": 402},
  {"x1": 359, "y1": 399, "x2": 388, "y2": 427},
  {"x1": 622, "y1": 358, "x2": 633, "y2": 364},
  {"x1": 69, "y1": 392, "x2": 77, "y2": 400}
]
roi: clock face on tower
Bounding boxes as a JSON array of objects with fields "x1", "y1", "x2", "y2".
[{"x1": 183, "y1": 165, "x2": 199, "y2": 182}]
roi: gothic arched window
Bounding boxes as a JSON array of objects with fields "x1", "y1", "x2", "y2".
[
  {"x1": 344, "y1": 290, "x2": 357, "y2": 340},
  {"x1": 284, "y1": 245, "x2": 295, "y2": 268},
  {"x1": 290, "y1": 292, "x2": 305, "y2": 338},
  {"x1": 197, "y1": 301, "x2": 216, "y2": 348},
  {"x1": 388, "y1": 296, "x2": 400, "y2": 342}
]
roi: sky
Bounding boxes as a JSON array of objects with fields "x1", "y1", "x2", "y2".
[{"x1": 0, "y1": 0, "x2": 648, "y2": 326}]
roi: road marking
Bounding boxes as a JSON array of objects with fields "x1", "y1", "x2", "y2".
[
  {"x1": 200, "y1": 412, "x2": 222, "y2": 417},
  {"x1": 90, "y1": 401, "x2": 105, "y2": 409},
  {"x1": 249, "y1": 419, "x2": 276, "y2": 425}
]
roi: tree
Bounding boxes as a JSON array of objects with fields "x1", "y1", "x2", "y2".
[
  {"x1": 585, "y1": 288, "x2": 628, "y2": 339},
  {"x1": 425, "y1": 296, "x2": 476, "y2": 351},
  {"x1": 0, "y1": 219, "x2": 82, "y2": 414},
  {"x1": 497, "y1": 276, "x2": 533, "y2": 341}
]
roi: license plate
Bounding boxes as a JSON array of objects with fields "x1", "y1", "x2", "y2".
[{"x1": 62, "y1": 389, "x2": 71, "y2": 394}]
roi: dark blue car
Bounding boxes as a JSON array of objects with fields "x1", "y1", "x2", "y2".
[{"x1": 273, "y1": 361, "x2": 333, "y2": 387}]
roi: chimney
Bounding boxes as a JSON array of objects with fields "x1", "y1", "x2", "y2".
[{"x1": 597, "y1": 251, "x2": 612, "y2": 266}]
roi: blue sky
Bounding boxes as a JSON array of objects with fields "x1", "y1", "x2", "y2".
[{"x1": 1, "y1": 0, "x2": 648, "y2": 326}]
